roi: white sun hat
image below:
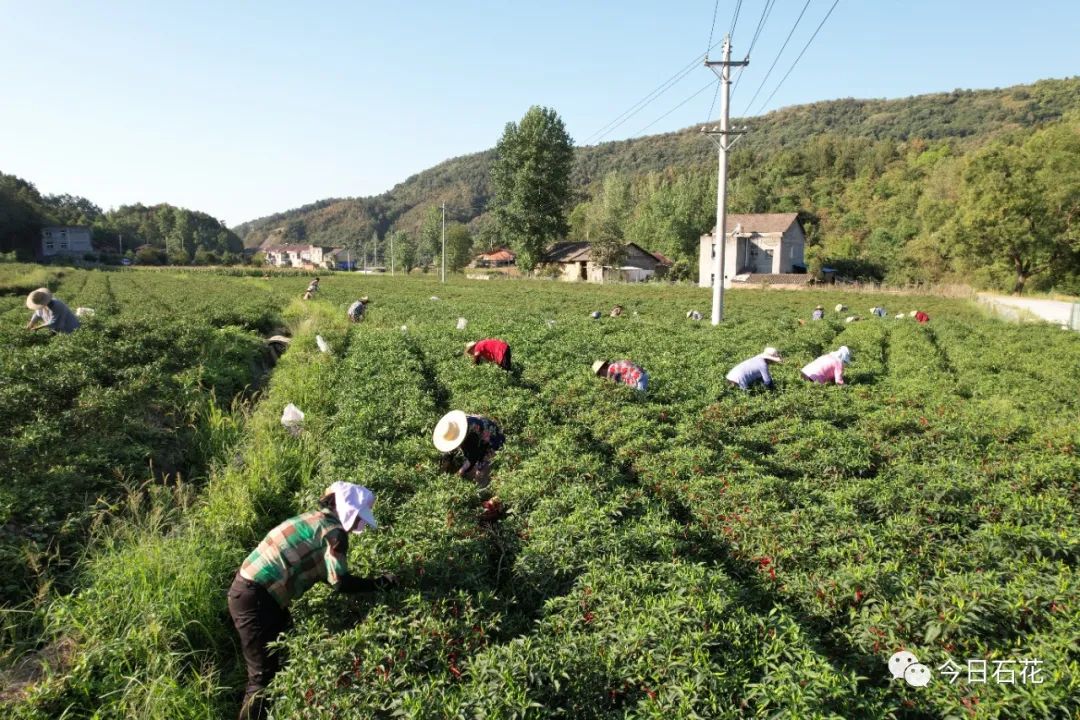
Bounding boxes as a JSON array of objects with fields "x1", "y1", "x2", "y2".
[
  {"x1": 760, "y1": 347, "x2": 783, "y2": 363},
  {"x1": 592, "y1": 359, "x2": 608, "y2": 376},
  {"x1": 834, "y1": 346, "x2": 852, "y2": 364},
  {"x1": 835, "y1": 303, "x2": 846, "y2": 313},
  {"x1": 433, "y1": 410, "x2": 469, "y2": 452},
  {"x1": 26, "y1": 287, "x2": 52, "y2": 309},
  {"x1": 324, "y1": 481, "x2": 377, "y2": 533}
]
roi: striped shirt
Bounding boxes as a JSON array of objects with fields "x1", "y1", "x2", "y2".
[{"x1": 239, "y1": 510, "x2": 350, "y2": 608}]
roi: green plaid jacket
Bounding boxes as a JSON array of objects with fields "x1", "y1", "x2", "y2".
[{"x1": 240, "y1": 510, "x2": 350, "y2": 608}]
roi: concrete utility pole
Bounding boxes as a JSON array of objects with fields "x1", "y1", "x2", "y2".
[
  {"x1": 703, "y1": 35, "x2": 747, "y2": 325},
  {"x1": 390, "y1": 233, "x2": 395, "y2": 275},
  {"x1": 440, "y1": 202, "x2": 446, "y2": 283}
]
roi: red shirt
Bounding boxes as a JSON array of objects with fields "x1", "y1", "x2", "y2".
[
  {"x1": 915, "y1": 311, "x2": 930, "y2": 324},
  {"x1": 474, "y1": 339, "x2": 509, "y2": 365}
]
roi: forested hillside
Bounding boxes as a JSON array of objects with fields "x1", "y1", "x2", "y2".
[
  {"x1": 234, "y1": 77, "x2": 1080, "y2": 291},
  {"x1": 0, "y1": 173, "x2": 242, "y2": 265}
]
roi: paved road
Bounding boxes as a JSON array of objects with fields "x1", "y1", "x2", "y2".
[{"x1": 978, "y1": 294, "x2": 1077, "y2": 327}]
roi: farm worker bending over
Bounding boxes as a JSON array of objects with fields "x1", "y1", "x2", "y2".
[
  {"x1": 306, "y1": 277, "x2": 320, "y2": 293},
  {"x1": 871, "y1": 306, "x2": 887, "y2": 317},
  {"x1": 593, "y1": 359, "x2": 649, "y2": 392},
  {"x1": 347, "y1": 296, "x2": 369, "y2": 322},
  {"x1": 610, "y1": 304, "x2": 624, "y2": 317},
  {"x1": 726, "y1": 347, "x2": 783, "y2": 391},
  {"x1": 801, "y1": 346, "x2": 852, "y2": 385},
  {"x1": 25, "y1": 288, "x2": 79, "y2": 334},
  {"x1": 465, "y1": 338, "x2": 512, "y2": 370},
  {"x1": 433, "y1": 410, "x2": 505, "y2": 486},
  {"x1": 915, "y1": 310, "x2": 930, "y2": 324},
  {"x1": 228, "y1": 482, "x2": 395, "y2": 720},
  {"x1": 812, "y1": 305, "x2": 825, "y2": 320}
]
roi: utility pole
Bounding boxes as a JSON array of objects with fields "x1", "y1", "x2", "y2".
[
  {"x1": 390, "y1": 233, "x2": 395, "y2": 275},
  {"x1": 703, "y1": 35, "x2": 747, "y2": 325},
  {"x1": 440, "y1": 202, "x2": 446, "y2": 283},
  {"x1": 118, "y1": 233, "x2": 123, "y2": 255}
]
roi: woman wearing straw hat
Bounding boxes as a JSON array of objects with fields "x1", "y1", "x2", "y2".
[
  {"x1": 726, "y1": 347, "x2": 783, "y2": 391},
  {"x1": 433, "y1": 410, "x2": 505, "y2": 486},
  {"x1": 25, "y1": 287, "x2": 80, "y2": 334},
  {"x1": 228, "y1": 481, "x2": 395, "y2": 720},
  {"x1": 811, "y1": 305, "x2": 825, "y2": 321},
  {"x1": 592, "y1": 359, "x2": 648, "y2": 392},
  {"x1": 347, "y1": 296, "x2": 369, "y2": 322},
  {"x1": 464, "y1": 338, "x2": 511, "y2": 371},
  {"x1": 801, "y1": 346, "x2": 852, "y2": 386}
]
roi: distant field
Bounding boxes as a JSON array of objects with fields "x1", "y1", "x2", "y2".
[{"x1": 3, "y1": 268, "x2": 1078, "y2": 719}]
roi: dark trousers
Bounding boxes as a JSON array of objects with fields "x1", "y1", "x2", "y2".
[
  {"x1": 228, "y1": 573, "x2": 291, "y2": 720},
  {"x1": 499, "y1": 348, "x2": 512, "y2": 371}
]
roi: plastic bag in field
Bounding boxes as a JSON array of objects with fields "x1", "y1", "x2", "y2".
[
  {"x1": 316, "y1": 335, "x2": 330, "y2": 354},
  {"x1": 281, "y1": 403, "x2": 305, "y2": 436},
  {"x1": 400, "y1": 325, "x2": 408, "y2": 333},
  {"x1": 456, "y1": 317, "x2": 467, "y2": 330},
  {"x1": 430, "y1": 296, "x2": 440, "y2": 301},
  {"x1": 545, "y1": 319, "x2": 556, "y2": 328},
  {"x1": 75, "y1": 307, "x2": 95, "y2": 317}
]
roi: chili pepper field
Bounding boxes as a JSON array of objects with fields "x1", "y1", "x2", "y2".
[{"x1": 2, "y1": 268, "x2": 1078, "y2": 719}]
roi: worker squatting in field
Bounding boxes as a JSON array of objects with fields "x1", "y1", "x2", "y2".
[{"x1": 25, "y1": 287, "x2": 80, "y2": 334}]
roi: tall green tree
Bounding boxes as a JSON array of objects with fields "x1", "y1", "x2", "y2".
[
  {"x1": 419, "y1": 206, "x2": 442, "y2": 267},
  {"x1": 445, "y1": 223, "x2": 474, "y2": 272},
  {"x1": 490, "y1": 105, "x2": 574, "y2": 271},
  {"x1": 588, "y1": 172, "x2": 632, "y2": 270},
  {"x1": 391, "y1": 230, "x2": 417, "y2": 273},
  {"x1": 954, "y1": 120, "x2": 1080, "y2": 293}
]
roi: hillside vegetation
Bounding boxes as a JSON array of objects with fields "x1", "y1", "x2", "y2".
[{"x1": 234, "y1": 78, "x2": 1080, "y2": 292}]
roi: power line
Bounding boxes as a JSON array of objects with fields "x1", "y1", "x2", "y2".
[
  {"x1": 706, "y1": 0, "x2": 721, "y2": 55},
  {"x1": 754, "y1": 0, "x2": 840, "y2": 115},
  {"x1": 634, "y1": 80, "x2": 717, "y2": 137},
  {"x1": 584, "y1": 39, "x2": 724, "y2": 145},
  {"x1": 728, "y1": 0, "x2": 744, "y2": 39},
  {"x1": 738, "y1": 0, "x2": 812, "y2": 116},
  {"x1": 732, "y1": 0, "x2": 777, "y2": 99}
]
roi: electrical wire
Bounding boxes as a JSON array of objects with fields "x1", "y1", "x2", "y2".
[
  {"x1": 732, "y1": 0, "x2": 777, "y2": 98},
  {"x1": 753, "y1": 0, "x2": 840, "y2": 115},
  {"x1": 728, "y1": 0, "x2": 744, "y2": 39},
  {"x1": 583, "y1": 36, "x2": 726, "y2": 145},
  {"x1": 707, "y1": 0, "x2": 721, "y2": 56},
  {"x1": 738, "y1": 0, "x2": 813, "y2": 116},
  {"x1": 634, "y1": 80, "x2": 718, "y2": 137}
]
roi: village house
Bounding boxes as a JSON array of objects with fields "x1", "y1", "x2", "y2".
[
  {"x1": 472, "y1": 247, "x2": 516, "y2": 268},
  {"x1": 264, "y1": 244, "x2": 330, "y2": 269},
  {"x1": 40, "y1": 226, "x2": 93, "y2": 258},
  {"x1": 544, "y1": 242, "x2": 670, "y2": 283},
  {"x1": 698, "y1": 213, "x2": 806, "y2": 288}
]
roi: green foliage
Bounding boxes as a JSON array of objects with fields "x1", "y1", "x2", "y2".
[
  {"x1": 232, "y1": 78, "x2": 1080, "y2": 288},
  {"x1": 445, "y1": 222, "x2": 474, "y2": 272},
  {"x1": 586, "y1": 173, "x2": 632, "y2": 268},
  {"x1": 491, "y1": 106, "x2": 575, "y2": 271}
]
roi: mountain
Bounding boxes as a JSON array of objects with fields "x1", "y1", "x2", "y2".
[{"x1": 233, "y1": 77, "x2": 1080, "y2": 252}]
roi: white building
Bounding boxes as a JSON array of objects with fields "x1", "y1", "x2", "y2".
[
  {"x1": 698, "y1": 213, "x2": 806, "y2": 288},
  {"x1": 41, "y1": 226, "x2": 93, "y2": 257},
  {"x1": 264, "y1": 244, "x2": 329, "y2": 268}
]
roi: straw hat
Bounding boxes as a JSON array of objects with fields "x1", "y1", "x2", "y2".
[
  {"x1": 592, "y1": 359, "x2": 608, "y2": 376},
  {"x1": 464, "y1": 341, "x2": 477, "y2": 355},
  {"x1": 835, "y1": 304, "x2": 846, "y2": 312},
  {"x1": 322, "y1": 481, "x2": 377, "y2": 533},
  {"x1": 26, "y1": 287, "x2": 51, "y2": 309},
  {"x1": 760, "y1": 347, "x2": 783, "y2": 363},
  {"x1": 814, "y1": 305, "x2": 824, "y2": 311},
  {"x1": 360, "y1": 296, "x2": 369, "y2": 303},
  {"x1": 433, "y1": 410, "x2": 469, "y2": 452}
]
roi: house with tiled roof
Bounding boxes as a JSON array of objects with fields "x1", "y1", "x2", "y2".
[
  {"x1": 698, "y1": 213, "x2": 806, "y2": 288},
  {"x1": 544, "y1": 241, "x2": 668, "y2": 283}
]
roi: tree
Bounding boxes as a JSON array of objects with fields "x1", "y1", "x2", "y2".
[
  {"x1": 954, "y1": 121, "x2": 1080, "y2": 293},
  {"x1": 284, "y1": 219, "x2": 307, "y2": 243},
  {"x1": 490, "y1": 105, "x2": 574, "y2": 271},
  {"x1": 445, "y1": 223, "x2": 474, "y2": 272},
  {"x1": 419, "y1": 207, "x2": 442, "y2": 267},
  {"x1": 588, "y1": 173, "x2": 632, "y2": 271},
  {"x1": 391, "y1": 230, "x2": 417, "y2": 273}
]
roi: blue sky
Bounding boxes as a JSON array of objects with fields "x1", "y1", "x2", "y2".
[{"x1": 2, "y1": 1, "x2": 1077, "y2": 225}]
